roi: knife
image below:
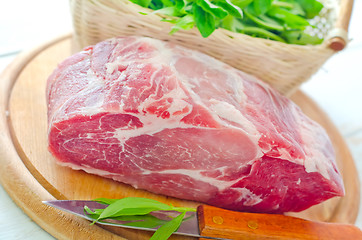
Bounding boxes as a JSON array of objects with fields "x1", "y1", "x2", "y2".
[{"x1": 43, "y1": 200, "x2": 362, "y2": 240}]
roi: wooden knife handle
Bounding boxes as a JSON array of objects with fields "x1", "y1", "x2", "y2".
[{"x1": 197, "y1": 205, "x2": 362, "y2": 240}]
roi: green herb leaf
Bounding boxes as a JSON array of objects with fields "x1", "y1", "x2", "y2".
[
  {"x1": 175, "y1": 0, "x2": 187, "y2": 13},
  {"x1": 237, "y1": 22, "x2": 286, "y2": 42},
  {"x1": 215, "y1": 0, "x2": 243, "y2": 18},
  {"x1": 296, "y1": 0, "x2": 323, "y2": 18},
  {"x1": 221, "y1": 15, "x2": 243, "y2": 32},
  {"x1": 271, "y1": 0, "x2": 294, "y2": 9},
  {"x1": 267, "y1": 7, "x2": 310, "y2": 29},
  {"x1": 196, "y1": 0, "x2": 228, "y2": 19},
  {"x1": 92, "y1": 197, "x2": 195, "y2": 220},
  {"x1": 94, "y1": 198, "x2": 119, "y2": 205},
  {"x1": 193, "y1": 3, "x2": 216, "y2": 37},
  {"x1": 230, "y1": 0, "x2": 253, "y2": 9},
  {"x1": 282, "y1": 30, "x2": 323, "y2": 44},
  {"x1": 84, "y1": 205, "x2": 96, "y2": 215},
  {"x1": 130, "y1": 0, "x2": 152, "y2": 8},
  {"x1": 170, "y1": 14, "x2": 195, "y2": 34},
  {"x1": 270, "y1": 1, "x2": 306, "y2": 16},
  {"x1": 112, "y1": 214, "x2": 168, "y2": 228},
  {"x1": 96, "y1": 197, "x2": 174, "y2": 220},
  {"x1": 149, "y1": 0, "x2": 164, "y2": 10},
  {"x1": 253, "y1": 0, "x2": 272, "y2": 15},
  {"x1": 83, "y1": 206, "x2": 103, "y2": 225},
  {"x1": 84, "y1": 197, "x2": 196, "y2": 240},
  {"x1": 153, "y1": 6, "x2": 178, "y2": 16},
  {"x1": 160, "y1": 0, "x2": 174, "y2": 7},
  {"x1": 113, "y1": 207, "x2": 163, "y2": 217},
  {"x1": 244, "y1": 9, "x2": 284, "y2": 31},
  {"x1": 150, "y1": 212, "x2": 186, "y2": 240},
  {"x1": 128, "y1": 0, "x2": 325, "y2": 44}
]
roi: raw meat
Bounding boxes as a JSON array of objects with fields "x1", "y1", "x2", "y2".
[{"x1": 47, "y1": 36, "x2": 344, "y2": 213}]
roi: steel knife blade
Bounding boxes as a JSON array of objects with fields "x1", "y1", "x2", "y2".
[{"x1": 43, "y1": 200, "x2": 362, "y2": 240}]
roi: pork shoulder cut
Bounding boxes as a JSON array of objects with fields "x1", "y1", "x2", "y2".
[{"x1": 47, "y1": 36, "x2": 344, "y2": 213}]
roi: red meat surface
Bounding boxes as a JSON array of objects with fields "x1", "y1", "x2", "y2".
[{"x1": 47, "y1": 36, "x2": 344, "y2": 213}]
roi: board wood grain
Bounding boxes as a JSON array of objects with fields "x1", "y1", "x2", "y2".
[{"x1": 0, "y1": 34, "x2": 360, "y2": 239}]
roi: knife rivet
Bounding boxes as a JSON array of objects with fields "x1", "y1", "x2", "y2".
[
  {"x1": 212, "y1": 216, "x2": 224, "y2": 225},
  {"x1": 247, "y1": 220, "x2": 258, "y2": 229}
]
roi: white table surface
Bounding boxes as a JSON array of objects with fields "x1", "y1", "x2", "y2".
[{"x1": 0, "y1": 0, "x2": 361, "y2": 239}]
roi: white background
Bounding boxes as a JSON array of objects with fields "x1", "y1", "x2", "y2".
[{"x1": 0, "y1": 0, "x2": 361, "y2": 239}]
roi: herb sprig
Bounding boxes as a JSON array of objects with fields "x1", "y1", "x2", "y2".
[
  {"x1": 129, "y1": 0, "x2": 325, "y2": 45},
  {"x1": 84, "y1": 197, "x2": 196, "y2": 240}
]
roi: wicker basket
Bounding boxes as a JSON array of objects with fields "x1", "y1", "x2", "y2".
[{"x1": 69, "y1": 0, "x2": 353, "y2": 96}]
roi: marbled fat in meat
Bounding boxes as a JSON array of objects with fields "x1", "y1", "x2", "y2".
[{"x1": 46, "y1": 37, "x2": 344, "y2": 213}]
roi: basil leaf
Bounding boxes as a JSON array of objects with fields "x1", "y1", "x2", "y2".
[
  {"x1": 194, "y1": 4, "x2": 216, "y2": 37},
  {"x1": 272, "y1": 0, "x2": 294, "y2": 9},
  {"x1": 271, "y1": 1, "x2": 306, "y2": 16},
  {"x1": 150, "y1": 212, "x2": 186, "y2": 240},
  {"x1": 97, "y1": 197, "x2": 173, "y2": 220},
  {"x1": 84, "y1": 205, "x2": 96, "y2": 215},
  {"x1": 215, "y1": 0, "x2": 243, "y2": 18},
  {"x1": 93, "y1": 197, "x2": 195, "y2": 221},
  {"x1": 196, "y1": 0, "x2": 228, "y2": 19},
  {"x1": 296, "y1": 0, "x2": 323, "y2": 18},
  {"x1": 253, "y1": 0, "x2": 272, "y2": 15},
  {"x1": 237, "y1": 22, "x2": 286, "y2": 42},
  {"x1": 129, "y1": 0, "x2": 152, "y2": 8},
  {"x1": 170, "y1": 14, "x2": 195, "y2": 34},
  {"x1": 258, "y1": 13, "x2": 284, "y2": 27},
  {"x1": 111, "y1": 197, "x2": 172, "y2": 210},
  {"x1": 287, "y1": 2, "x2": 306, "y2": 16},
  {"x1": 282, "y1": 30, "x2": 323, "y2": 45},
  {"x1": 230, "y1": 0, "x2": 253, "y2": 9},
  {"x1": 175, "y1": 0, "x2": 187, "y2": 13},
  {"x1": 244, "y1": 9, "x2": 284, "y2": 31},
  {"x1": 221, "y1": 15, "x2": 245, "y2": 32},
  {"x1": 160, "y1": 0, "x2": 174, "y2": 7},
  {"x1": 112, "y1": 214, "x2": 168, "y2": 228},
  {"x1": 153, "y1": 6, "x2": 178, "y2": 16},
  {"x1": 84, "y1": 206, "x2": 103, "y2": 225},
  {"x1": 110, "y1": 207, "x2": 162, "y2": 217},
  {"x1": 149, "y1": 0, "x2": 164, "y2": 10},
  {"x1": 267, "y1": 7, "x2": 310, "y2": 29},
  {"x1": 94, "y1": 198, "x2": 118, "y2": 205}
]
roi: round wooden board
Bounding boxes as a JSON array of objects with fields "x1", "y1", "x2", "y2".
[{"x1": 0, "y1": 35, "x2": 360, "y2": 240}]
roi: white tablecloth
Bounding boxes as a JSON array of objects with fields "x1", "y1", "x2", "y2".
[{"x1": 1, "y1": 0, "x2": 361, "y2": 239}]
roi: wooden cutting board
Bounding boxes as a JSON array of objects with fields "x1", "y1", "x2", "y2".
[{"x1": 0, "y1": 34, "x2": 360, "y2": 240}]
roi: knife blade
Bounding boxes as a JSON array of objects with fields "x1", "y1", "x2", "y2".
[{"x1": 43, "y1": 200, "x2": 362, "y2": 240}]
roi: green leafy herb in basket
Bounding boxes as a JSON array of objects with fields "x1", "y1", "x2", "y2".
[{"x1": 129, "y1": 0, "x2": 325, "y2": 45}]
